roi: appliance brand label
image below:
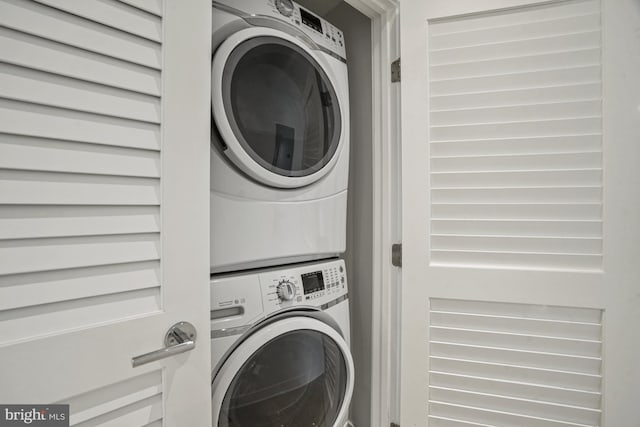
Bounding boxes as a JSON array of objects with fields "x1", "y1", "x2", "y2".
[{"x1": 0, "y1": 405, "x2": 69, "y2": 426}]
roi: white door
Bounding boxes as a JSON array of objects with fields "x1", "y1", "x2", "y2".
[
  {"x1": 400, "y1": 0, "x2": 640, "y2": 425},
  {"x1": 0, "y1": 1, "x2": 211, "y2": 426}
]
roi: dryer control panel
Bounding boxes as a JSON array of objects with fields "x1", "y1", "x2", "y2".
[
  {"x1": 214, "y1": 0, "x2": 346, "y2": 59},
  {"x1": 259, "y1": 259, "x2": 348, "y2": 312}
]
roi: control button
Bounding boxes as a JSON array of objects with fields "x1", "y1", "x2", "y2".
[
  {"x1": 275, "y1": 0, "x2": 294, "y2": 17},
  {"x1": 339, "y1": 265, "x2": 344, "y2": 273},
  {"x1": 277, "y1": 280, "x2": 296, "y2": 301},
  {"x1": 341, "y1": 277, "x2": 345, "y2": 283}
]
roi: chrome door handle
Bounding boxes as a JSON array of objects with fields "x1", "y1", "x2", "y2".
[{"x1": 132, "y1": 322, "x2": 197, "y2": 367}]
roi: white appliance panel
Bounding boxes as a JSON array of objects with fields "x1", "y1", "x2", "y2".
[
  {"x1": 210, "y1": 0, "x2": 351, "y2": 272},
  {"x1": 210, "y1": 259, "x2": 352, "y2": 426}
]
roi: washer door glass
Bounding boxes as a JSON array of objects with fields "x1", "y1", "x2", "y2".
[
  {"x1": 218, "y1": 330, "x2": 348, "y2": 427},
  {"x1": 222, "y1": 36, "x2": 342, "y2": 178}
]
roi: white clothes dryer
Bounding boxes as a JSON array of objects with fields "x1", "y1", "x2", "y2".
[
  {"x1": 210, "y1": 259, "x2": 353, "y2": 427},
  {"x1": 211, "y1": 0, "x2": 350, "y2": 273}
]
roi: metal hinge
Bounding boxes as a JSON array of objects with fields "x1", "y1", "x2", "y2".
[
  {"x1": 391, "y1": 423, "x2": 400, "y2": 427},
  {"x1": 391, "y1": 243, "x2": 402, "y2": 267},
  {"x1": 391, "y1": 58, "x2": 400, "y2": 82}
]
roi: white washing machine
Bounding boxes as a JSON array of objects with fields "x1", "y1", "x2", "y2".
[
  {"x1": 211, "y1": 0, "x2": 350, "y2": 273},
  {"x1": 210, "y1": 259, "x2": 353, "y2": 426}
]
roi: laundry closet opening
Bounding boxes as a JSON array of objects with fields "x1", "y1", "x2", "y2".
[
  {"x1": 210, "y1": 0, "x2": 375, "y2": 423},
  {"x1": 294, "y1": 1, "x2": 374, "y2": 426}
]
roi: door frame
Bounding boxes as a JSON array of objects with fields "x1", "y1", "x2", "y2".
[{"x1": 342, "y1": 1, "x2": 401, "y2": 426}]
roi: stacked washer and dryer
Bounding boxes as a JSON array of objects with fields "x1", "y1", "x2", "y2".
[{"x1": 210, "y1": 0, "x2": 354, "y2": 426}]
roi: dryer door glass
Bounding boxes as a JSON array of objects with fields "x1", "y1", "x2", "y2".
[
  {"x1": 222, "y1": 37, "x2": 342, "y2": 178},
  {"x1": 218, "y1": 329, "x2": 347, "y2": 427}
]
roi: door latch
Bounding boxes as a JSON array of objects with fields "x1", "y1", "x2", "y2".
[
  {"x1": 392, "y1": 243, "x2": 402, "y2": 267},
  {"x1": 391, "y1": 58, "x2": 400, "y2": 83}
]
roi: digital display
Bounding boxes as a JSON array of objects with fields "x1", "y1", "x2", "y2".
[
  {"x1": 301, "y1": 9, "x2": 323, "y2": 34},
  {"x1": 301, "y1": 271, "x2": 325, "y2": 294}
]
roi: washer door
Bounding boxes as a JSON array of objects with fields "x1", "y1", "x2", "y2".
[
  {"x1": 211, "y1": 316, "x2": 354, "y2": 427},
  {"x1": 212, "y1": 27, "x2": 344, "y2": 189}
]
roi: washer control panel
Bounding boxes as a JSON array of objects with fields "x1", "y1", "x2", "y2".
[
  {"x1": 215, "y1": 0, "x2": 346, "y2": 59},
  {"x1": 269, "y1": 0, "x2": 345, "y2": 59}
]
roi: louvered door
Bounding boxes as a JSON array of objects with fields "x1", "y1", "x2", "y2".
[
  {"x1": 400, "y1": 0, "x2": 640, "y2": 426},
  {"x1": 0, "y1": 1, "x2": 211, "y2": 425}
]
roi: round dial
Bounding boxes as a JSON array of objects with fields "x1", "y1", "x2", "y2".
[
  {"x1": 275, "y1": 0, "x2": 294, "y2": 17},
  {"x1": 277, "y1": 280, "x2": 296, "y2": 302}
]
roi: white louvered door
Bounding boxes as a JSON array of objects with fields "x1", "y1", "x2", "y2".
[
  {"x1": 400, "y1": 0, "x2": 639, "y2": 426},
  {"x1": 0, "y1": 1, "x2": 211, "y2": 426}
]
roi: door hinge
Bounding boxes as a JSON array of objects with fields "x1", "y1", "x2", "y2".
[
  {"x1": 391, "y1": 423, "x2": 400, "y2": 427},
  {"x1": 391, "y1": 58, "x2": 400, "y2": 83},
  {"x1": 391, "y1": 243, "x2": 402, "y2": 267}
]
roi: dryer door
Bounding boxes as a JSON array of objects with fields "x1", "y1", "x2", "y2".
[
  {"x1": 211, "y1": 315, "x2": 354, "y2": 427},
  {"x1": 212, "y1": 27, "x2": 345, "y2": 189}
]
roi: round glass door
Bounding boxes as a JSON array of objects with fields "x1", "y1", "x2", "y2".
[
  {"x1": 217, "y1": 330, "x2": 348, "y2": 427},
  {"x1": 220, "y1": 36, "x2": 342, "y2": 179}
]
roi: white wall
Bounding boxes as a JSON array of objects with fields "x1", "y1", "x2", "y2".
[
  {"x1": 330, "y1": 6, "x2": 373, "y2": 427},
  {"x1": 296, "y1": 1, "x2": 374, "y2": 425}
]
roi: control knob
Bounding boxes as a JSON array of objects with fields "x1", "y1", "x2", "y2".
[
  {"x1": 277, "y1": 280, "x2": 296, "y2": 301},
  {"x1": 275, "y1": 0, "x2": 294, "y2": 17}
]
